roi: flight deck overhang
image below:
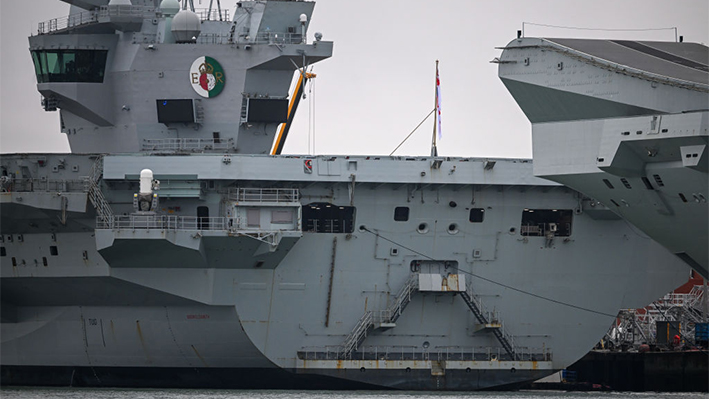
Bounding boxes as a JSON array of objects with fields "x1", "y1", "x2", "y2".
[{"x1": 102, "y1": 154, "x2": 560, "y2": 188}]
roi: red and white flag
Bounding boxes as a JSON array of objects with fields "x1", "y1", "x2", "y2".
[{"x1": 436, "y1": 65, "x2": 442, "y2": 140}]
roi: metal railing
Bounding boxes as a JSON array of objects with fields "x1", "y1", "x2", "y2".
[
  {"x1": 202, "y1": 31, "x2": 304, "y2": 45},
  {"x1": 37, "y1": 5, "x2": 156, "y2": 35},
  {"x1": 228, "y1": 187, "x2": 299, "y2": 203},
  {"x1": 97, "y1": 215, "x2": 229, "y2": 230},
  {"x1": 195, "y1": 8, "x2": 230, "y2": 21},
  {"x1": 141, "y1": 138, "x2": 234, "y2": 153},
  {"x1": 298, "y1": 345, "x2": 553, "y2": 363},
  {"x1": 2, "y1": 178, "x2": 86, "y2": 193}
]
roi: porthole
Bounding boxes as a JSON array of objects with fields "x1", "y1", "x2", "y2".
[
  {"x1": 422, "y1": 341, "x2": 430, "y2": 349},
  {"x1": 417, "y1": 223, "x2": 429, "y2": 234},
  {"x1": 358, "y1": 225, "x2": 366, "y2": 232},
  {"x1": 449, "y1": 201, "x2": 457, "y2": 208},
  {"x1": 447, "y1": 223, "x2": 458, "y2": 234}
]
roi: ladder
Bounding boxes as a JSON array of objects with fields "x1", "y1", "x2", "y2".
[
  {"x1": 340, "y1": 274, "x2": 419, "y2": 358},
  {"x1": 85, "y1": 156, "x2": 114, "y2": 227},
  {"x1": 460, "y1": 289, "x2": 516, "y2": 360}
]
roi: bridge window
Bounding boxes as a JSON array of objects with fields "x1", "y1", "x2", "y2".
[
  {"x1": 520, "y1": 209, "x2": 572, "y2": 237},
  {"x1": 303, "y1": 203, "x2": 355, "y2": 233},
  {"x1": 31, "y1": 50, "x2": 108, "y2": 83}
]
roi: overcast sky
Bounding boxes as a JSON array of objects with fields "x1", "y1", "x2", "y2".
[{"x1": 1, "y1": 0, "x2": 707, "y2": 158}]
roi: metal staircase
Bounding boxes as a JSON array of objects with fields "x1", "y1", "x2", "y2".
[
  {"x1": 340, "y1": 274, "x2": 419, "y2": 358},
  {"x1": 85, "y1": 155, "x2": 114, "y2": 227},
  {"x1": 460, "y1": 288, "x2": 517, "y2": 360}
]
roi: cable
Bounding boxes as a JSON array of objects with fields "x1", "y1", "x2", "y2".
[
  {"x1": 389, "y1": 108, "x2": 435, "y2": 156},
  {"x1": 362, "y1": 226, "x2": 618, "y2": 318},
  {"x1": 523, "y1": 22, "x2": 677, "y2": 32}
]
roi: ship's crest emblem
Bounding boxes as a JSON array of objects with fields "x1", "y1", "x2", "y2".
[{"x1": 190, "y1": 56, "x2": 225, "y2": 98}]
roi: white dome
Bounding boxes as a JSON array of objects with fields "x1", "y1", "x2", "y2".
[
  {"x1": 171, "y1": 9, "x2": 201, "y2": 43},
  {"x1": 159, "y1": 0, "x2": 180, "y2": 17}
]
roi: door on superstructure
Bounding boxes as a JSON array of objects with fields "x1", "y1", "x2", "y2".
[{"x1": 197, "y1": 206, "x2": 209, "y2": 230}]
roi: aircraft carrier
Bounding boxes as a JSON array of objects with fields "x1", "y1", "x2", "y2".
[
  {"x1": 0, "y1": 0, "x2": 698, "y2": 390},
  {"x1": 497, "y1": 36, "x2": 708, "y2": 278}
]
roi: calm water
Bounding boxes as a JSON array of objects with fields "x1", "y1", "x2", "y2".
[{"x1": 0, "y1": 389, "x2": 705, "y2": 399}]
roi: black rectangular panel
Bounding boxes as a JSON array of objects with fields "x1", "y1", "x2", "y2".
[
  {"x1": 156, "y1": 99, "x2": 195, "y2": 123},
  {"x1": 247, "y1": 98, "x2": 288, "y2": 123}
]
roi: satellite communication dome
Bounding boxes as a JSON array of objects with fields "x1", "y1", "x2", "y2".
[
  {"x1": 171, "y1": 9, "x2": 201, "y2": 43},
  {"x1": 159, "y1": 0, "x2": 180, "y2": 17}
]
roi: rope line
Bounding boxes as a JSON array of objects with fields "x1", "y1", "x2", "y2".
[{"x1": 362, "y1": 227, "x2": 617, "y2": 318}]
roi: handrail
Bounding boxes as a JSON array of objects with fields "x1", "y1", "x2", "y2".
[
  {"x1": 141, "y1": 138, "x2": 234, "y2": 152},
  {"x1": 298, "y1": 345, "x2": 553, "y2": 362},
  {"x1": 228, "y1": 187, "x2": 299, "y2": 203}
]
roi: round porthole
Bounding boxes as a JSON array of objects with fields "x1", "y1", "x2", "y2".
[
  {"x1": 509, "y1": 227, "x2": 516, "y2": 234},
  {"x1": 422, "y1": 341, "x2": 430, "y2": 349},
  {"x1": 447, "y1": 223, "x2": 459, "y2": 234},
  {"x1": 449, "y1": 201, "x2": 457, "y2": 208},
  {"x1": 417, "y1": 223, "x2": 429, "y2": 234},
  {"x1": 358, "y1": 225, "x2": 366, "y2": 232}
]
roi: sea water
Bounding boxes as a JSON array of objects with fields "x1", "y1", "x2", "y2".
[{"x1": 0, "y1": 389, "x2": 705, "y2": 399}]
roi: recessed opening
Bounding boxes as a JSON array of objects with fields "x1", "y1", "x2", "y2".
[
  {"x1": 653, "y1": 174, "x2": 664, "y2": 187},
  {"x1": 521, "y1": 209, "x2": 573, "y2": 237},
  {"x1": 610, "y1": 199, "x2": 620, "y2": 207},
  {"x1": 602, "y1": 179, "x2": 614, "y2": 189},
  {"x1": 394, "y1": 206, "x2": 409, "y2": 222},
  {"x1": 42, "y1": 257, "x2": 48, "y2": 266},
  {"x1": 417, "y1": 223, "x2": 429, "y2": 234},
  {"x1": 447, "y1": 223, "x2": 459, "y2": 234},
  {"x1": 254, "y1": 260, "x2": 264, "y2": 268},
  {"x1": 50, "y1": 246, "x2": 58, "y2": 256},
  {"x1": 641, "y1": 177, "x2": 654, "y2": 190},
  {"x1": 620, "y1": 178, "x2": 632, "y2": 189},
  {"x1": 449, "y1": 201, "x2": 457, "y2": 208},
  {"x1": 621, "y1": 131, "x2": 630, "y2": 136},
  {"x1": 469, "y1": 208, "x2": 485, "y2": 223},
  {"x1": 679, "y1": 193, "x2": 688, "y2": 203},
  {"x1": 0, "y1": 247, "x2": 5, "y2": 257},
  {"x1": 303, "y1": 203, "x2": 356, "y2": 233},
  {"x1": 12, "y1": 257, "x2": 17, "y2": 266}
]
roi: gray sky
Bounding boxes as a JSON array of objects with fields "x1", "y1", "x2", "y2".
[{"x1": 1, "y1": 0, "x2": 707, "y2": 157}]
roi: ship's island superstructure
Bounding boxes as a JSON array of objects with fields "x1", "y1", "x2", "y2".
[{"x1": 0, "y1": 0, "x2": 695, "y2": 390}]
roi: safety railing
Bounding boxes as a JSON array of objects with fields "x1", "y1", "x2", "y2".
[
  {"x1": 1, "y1": 178, "x2": 86, "y2": 193},
  {"x1": 228, "y1": 187, "x2": 299, "y2": 203},
  {"x1": 37, "y1": 5, "x2": 156, "y2": 35},
  {"x1": 195, "y1": 8, "x2": 230, "y2": 21},
  {"x1": 97, "y1": 215, "x2": 229, "y2": 230},
  {"x1": 298, "y1": 345, "x2": 553, "y2": 362},
  {"x1": 141, "y1": 138, "x2": 234, "y2": 153}
]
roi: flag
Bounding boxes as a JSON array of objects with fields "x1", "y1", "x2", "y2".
[{"x1": 436, "y1": 65, "x2": 442, "y2": 140}]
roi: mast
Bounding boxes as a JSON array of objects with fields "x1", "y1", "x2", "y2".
[{"x1": 431, "y1": 60, "x2": 440, "y2": 157}]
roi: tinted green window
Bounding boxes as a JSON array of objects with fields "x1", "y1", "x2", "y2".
[{"x1": 31, "y1": 50, "x2": 108, "y2": 83}]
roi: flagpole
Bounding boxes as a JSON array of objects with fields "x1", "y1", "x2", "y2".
[{"x1": 431, "y1": 60, "x2": 439, "y2": 157}]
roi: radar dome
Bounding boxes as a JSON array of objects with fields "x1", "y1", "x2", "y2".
[
  {"x1": 171, "y1": 9, "x2": 201, "y2": 43},
  {"x1": 159, "y1": 0, "x2": 180, "y2": 17}
]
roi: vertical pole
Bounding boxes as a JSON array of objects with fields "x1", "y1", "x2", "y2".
[{"x1": 431, "y1": 60, "x2": 439, "y2": 157}]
